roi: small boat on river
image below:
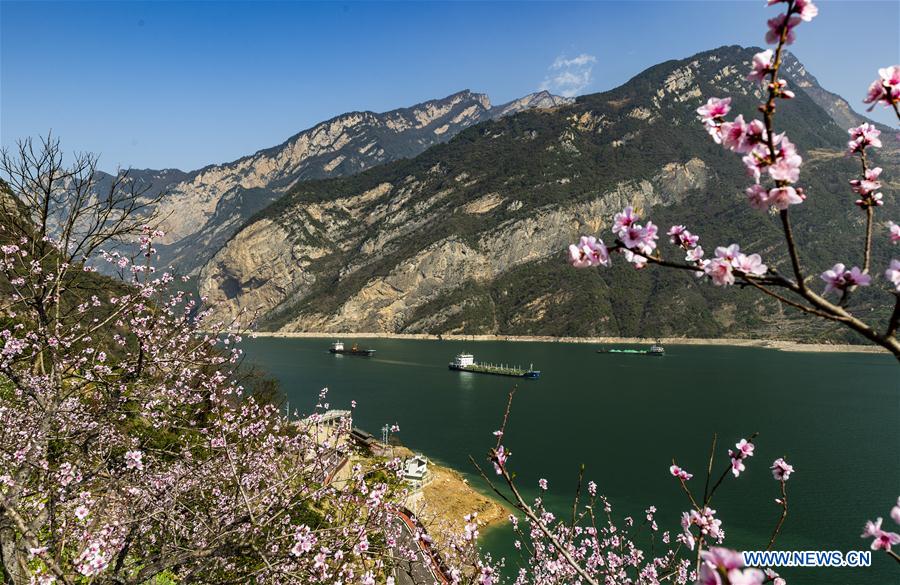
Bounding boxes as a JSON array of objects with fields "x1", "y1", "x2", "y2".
[{"x1": 329, "y1": 341, "x2": 376, "y2": 357}]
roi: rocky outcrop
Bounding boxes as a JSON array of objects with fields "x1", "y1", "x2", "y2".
[
  {"x1": 199, "y1": 156, "x2": 709, "y2": 331},
  {"x1": 491, "y1": 91, "x2": 574, "y2": 117}
]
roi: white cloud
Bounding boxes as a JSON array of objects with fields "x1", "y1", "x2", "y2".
[{"x1": 540, "y1": 53, "x2": 597, "y2": 98}]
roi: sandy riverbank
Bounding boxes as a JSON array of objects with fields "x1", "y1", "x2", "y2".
[
  {"x1": 354, "y1": 446, "x2": 505, "y2": 550},
  {"x1": 393, "y1": 447, "x2": 506, "y2": 541},
  {"x1": 247, "y1": 331, "x2": 889, "y2": 355}
]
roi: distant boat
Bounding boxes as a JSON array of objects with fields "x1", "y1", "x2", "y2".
[
  {"x1": 448, "y1": 353, "x2": 540, "y2": 379},
  {"x1": 597, "y1": 340, "x2": 665, "y2": 356},
  {"x1": 329, "y1": 341, "x2": 376, "y2": 357}
]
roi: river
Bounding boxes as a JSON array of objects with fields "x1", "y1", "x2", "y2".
[{"x1": 241, "y1": 336, "x2": 899, "y2": 584}]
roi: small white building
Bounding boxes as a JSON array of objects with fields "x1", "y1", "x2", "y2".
[
  {"x1": 403, "y1": 454, "x2": 432, "y2": 489},
  {"x1": 299, "y1": 409, "x2": 351, "y2": 429},
  {"x1": 450, "y1": 353, "x2": 475, "y2": 368}
]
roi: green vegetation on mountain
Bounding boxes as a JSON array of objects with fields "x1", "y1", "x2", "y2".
[{"x1": 199, "y1": 46, "x2": 897, "y2": 344}]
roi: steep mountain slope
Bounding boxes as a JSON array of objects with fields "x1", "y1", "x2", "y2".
[
  {"x1": 106, "y1": 90, "x2": 571, "y2": 274},
  {"x1": 780, "y1": 53, "x2": 895, "y2": 134},
  {"x1": 199, "y1": 46, "x2": 898, "y2": 342}
]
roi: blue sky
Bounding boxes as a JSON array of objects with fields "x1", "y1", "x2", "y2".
[{"x1": 2, "y1": 1, "x2": 898, "y2": 171}]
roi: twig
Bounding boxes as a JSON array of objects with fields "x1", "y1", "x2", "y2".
[
  {"x1": 703, "y1": 434, "x2": 717, "y2": 504},
  {"x1": 766, "y1": 479, "x2": 788, "y2": 551}
]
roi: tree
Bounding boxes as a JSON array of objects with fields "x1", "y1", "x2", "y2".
[{"x1": 0, "y1": 137, "x2": 421, "y2": 584}]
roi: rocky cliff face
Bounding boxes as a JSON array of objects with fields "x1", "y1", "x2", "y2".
[
  {"x1": 103, "y1": 90, "x2": 571, "y2": 275},
  {"x1": 200, "y1": 158, "x2": 709, "y2": 329},
  {"x1": 198, "y1": 46, "x2": 896, "y2": 342}
]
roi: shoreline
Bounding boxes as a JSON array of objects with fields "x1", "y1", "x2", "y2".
[
  {"x1": 247, "y1": 331, "x2": 889, "y2": 355},
  {"x1": 389, "y1": 447, "x2": 507, "y2": 545}
]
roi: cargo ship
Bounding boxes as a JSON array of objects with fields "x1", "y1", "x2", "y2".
[
  {"x1": 597, "y1": 341, "x2": 665, "y2": 356},
  {"x1": 448, "y1": 353, "x2": 540, "y2": 379},
  {"x1": 329, "y1": 341, "x2": 376, "y2": 357}
]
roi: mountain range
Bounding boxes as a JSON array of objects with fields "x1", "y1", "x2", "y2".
[
  {"x1": 105, "y1": 46, "x2": 898, "y2": 343},
  {"x1": 97, "y1": 90, "x2": 572, "y2": 275}
]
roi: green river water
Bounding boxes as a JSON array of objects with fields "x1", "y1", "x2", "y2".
[{"x1": 242, "y1": 337, "x2": 899, "y2": 584}]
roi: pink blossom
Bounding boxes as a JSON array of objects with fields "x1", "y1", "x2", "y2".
[
  {"x1": 767, "y1": 149, "x2": 802, "y2": 183},
  {"x1": 820, "y1": 264, "x2": 844, "y2": 294},
  {"x1": 765, "y1": 13, "x2": 801, "y2": 45},
  {"x1": 766, "y1": 0, "x2": 818, "y2": 18},
  {"x1": 733, "y1": 253, "x2": 767, "y2": 276},
  {"x1": 621, "y1": 224, "x2": 644, "y2": 249},
  {"x1": 622, "y1": 249, "x2": 648, "y2": 269},
  {"x1": 891, "y1": 497, "x2": 900, "y2": 526},
  {"x1": 715, "y1": 244, "x2": 741, "y2": 263},
  {"x1": 746, "y1": 119, "x2": 768, "y2": 143},
  {"x1": 493, "y1": 445, "x2": 508, "y2": 474},
  {"x1": 770, "y1": 457, "x2": 794, "y2": 481},
  {"x1": 721, "y1": 115, "x2": 753, "y2": 153},
  {"x1": 746, "y1": 184, "x2": 770, "y2": 210},
  {"x1": 770, "y1": 78, "x2": 795, "y2": 99},
  {"x1": 765, "y1": 569, "x2": 786, "y2": 585},
  {"x1": 885, "y1": 259, "x2": 900, "y2": 291},
  {"x1": 864, "y1": 79, "x2": 887, "y2": 108},
  {"x1": 464, "y1": 513, "x2": 479, "y2": 541},
  {"x1": 538, "y1": 478, "x2": 548, "y2": 490},
  {"x1": 638, "y1": 221, "x2": 659, "y2": 255},
  {"x1": 735, "y1": 439, "x2": 754, "y2": 457},
  {"x1": 74, "y1": 505, "x2": 89, "y2": 521},
  {"x1": 621, "y1": 222, "x2": 658, "y2": 255},
  {"x1": 850, "y1": 167, "x2": 882, "y2": 197},
  {"x1": 612, "y1": 205, "x2": 638, "y2": 236},
  {"x1": 889, "y1": 221, "x2": 900, "y2": 244},
  {"x1": 671, "y1": 225, "x2": 701, "y2": 254},
  {"x1": 478, "y1": 566, "x2": 496, "y2": 585},
  {"x1": 879, "y1": 65, "x2": 900, "y2": 87},
  {"x1": 863, "y1": 65, "x2": 900, "y2": 109},
  {"x1": 861, "y1": 518, "x2": 900, "y2": 551},
  {"x1": 124, "y1": 450, "x2": 144, "y2": 471},
  {"x1": 568, "y1": 236, "x2": 610, "y2": 268},
  {"x1": 767, "y1": 185, "x2": 804, "y2": 210},
  {"x1": 820, "y1": 263, "x2": 871, "y2": 295},
  {"x1": 669, "y1": 465, "x2": 693, "y2": 481},
  {"x1": 667, "y1": 225, "x2": 686, "y2": 243},
  {"x1": 705, "y1": 258, "x2": 735, "y2": 286},
  {"x1": 728, "y1": 439, "x2": 755, "y2": 478},
  {"x1": 697, "y1": 97, "x2": 732, "y2": 125},
  {"x1": 792, "y1": 0, "x2": 819, "y2": 21},
  {"x1": 290, "y1": 526, "x2": 317, "y2": 556},
  {"x1": 701, "y1": 547, "x2": 743, "y2": 571},
  {"x1": 742, "y1": 145, "x2": 770, "y2": 183},
  {"x1": 725, "y1": 568, "x2": 766, "y2": 585},
  {"x1": 681, "y1": 507, "x2": 725, "y2": 548},
  {"x1": 748, "y1": 49, "x2": 774, "y2": 82},
  {"x1": 678, "y1": 513, "x2": 696, "y2": 551},
  {"x1": 847, "y1": 123, "x2": 882, "y2": 153},
  {"x1": 686, "y1": 246, "x2": 705, "y2": 262}
]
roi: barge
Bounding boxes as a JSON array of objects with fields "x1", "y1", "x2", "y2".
[
  {"x1": 329, "y1": 341, "x2": 376, "y2": 357},
  {"x1": 448, "y1": 353, "x2": 540, "y2": 379},
  {"x1": 597, "y1": 342, "x2": 665, "y2": 356}
]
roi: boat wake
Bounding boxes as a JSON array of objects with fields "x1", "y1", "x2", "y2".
[{"x1": 372, "y1": 359, "x2": 441, "y2": 369}]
